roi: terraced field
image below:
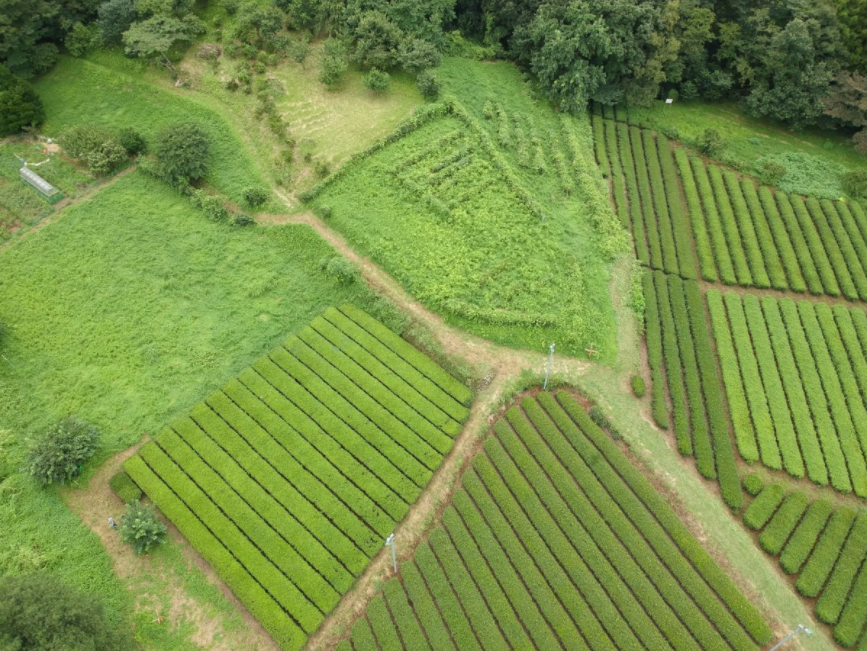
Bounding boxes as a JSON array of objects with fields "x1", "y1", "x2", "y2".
[
  {"x1": 124, "y1": 305, "x2": 472, "y2": 651},
  {"x1": 743, "y1": 481, "x2": 867, "y2": 648},
  {"x1": 708, "y1": 292, "x2": 867, "y2": 497},
  {"x1": 339, "y1": 392, "x2": 771, "y2": 651}
]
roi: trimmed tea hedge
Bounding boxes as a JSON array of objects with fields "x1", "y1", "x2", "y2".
[
  {"x1": 351, "y1": 392, "x2": 771, "y2": 651},
  {"x1": 125, "y1": 306, "x2": 471, "y2": 650}
]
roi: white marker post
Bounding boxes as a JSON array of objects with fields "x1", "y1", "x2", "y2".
[
  {"x1": 385, "y1": 533, "x2": 397, "y2": 574},
  {"x1": 768, "y1": 624, "x2": 812, "y2": 651},
  {"x1": 543, "y1": 343, "x2": 555, "y2": 391}
]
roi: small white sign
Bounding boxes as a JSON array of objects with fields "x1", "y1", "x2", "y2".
[{"x1": 665, "y1": 98, "x2": 674, "y2": 104}]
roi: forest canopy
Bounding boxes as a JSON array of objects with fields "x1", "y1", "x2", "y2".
[{"x1": 1, "y1": 0, "x2": 866, "y2": 139}]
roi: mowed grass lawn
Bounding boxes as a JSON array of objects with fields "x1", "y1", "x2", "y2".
[
  {"x1": 33, "y1": 56, "x2": 269, "y2": 204},
  {"x1": 0, "y1": 171, "x2": 396, "y2": 633}
]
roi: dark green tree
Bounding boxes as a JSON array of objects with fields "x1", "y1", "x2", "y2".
[
  {"x1": 98, "y1": 0, "x2": 137, "y2": 44},
  {"x1": 0, "y1": 574, "x2": 126, "y2": 651},
  {"x1": 231, "y1": 3, "x2": 284, "y2": 49},
  {"x1": 0, "y1": 65, "x2": 44, "y2": 136},
  {"x1": 318, "y1": 38, "x2": 348, "y2": 86},
  {"x1": 824, "y1": 72, "x2": 867, "y2": 154},
  {"x1": 416, "y1": 69, "x2": 441, "y2": 99},
  {"x1": 744, "y1": 19, "x2": 834, "y2": 129},
  {"x1": 123, "y1": 14, "x2": 204, "y2": 73},
  {"x1": 155, "y1": 122, "x2": 210, "y2": 184},
  {"x1": 25, "y1": 417, "x2": 100, "y2": 486},
  {"x1": 837, "y1": 0, "x2": 867, "y2": 68},
  {"x1": 364, "y1": 68, "x2": 391, "y2": 92},
  {"x1": 514, "y1": 0, "x2": 678, "y2": 110},
  {"x1": 353, "y1": 11, "x2": 404, "y2": 69}
]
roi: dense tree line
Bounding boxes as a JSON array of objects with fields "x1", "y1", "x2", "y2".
[{"x1": 2, "y1": 0, "x2": 867, "y2": 142}]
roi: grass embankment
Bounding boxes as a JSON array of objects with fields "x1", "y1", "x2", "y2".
[{"x1": 0, "y1": 171, "x2": 401, "y2": 646}]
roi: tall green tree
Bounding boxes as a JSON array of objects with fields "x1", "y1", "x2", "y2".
[
  {"x1": 837, "y1": 0, "x2": 867, "y2": 68},
  {"x1": 0, "y1": 0, "x2": 99, "y2": 76},
  {"x1": 98, "y1": 0, "x2": 138, "y2": 44},
  {"x1": 825, "y1": 71, "x2": 867, "y2": 154},
  {"x1": 744, "y1": 18, "x2": 834, "y2": 129},
  {"x1": 514, "y1": 0, "x2": 679, "y2": 110},
  {"x1": 0, "y1": 64, "x2": 44, "y2": 136},
  {"x1": 122, "y1": 13, "x2": 203, "y2": 73}
]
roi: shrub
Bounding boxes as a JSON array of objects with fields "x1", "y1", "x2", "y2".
[
  {"x1": 364, "y1": 68, "x2": 390, "y2": 93},
  {"x1": 630, "y1": 374, "x2": 645, "y2": 398},
  {"x1": 109, "y1": 471, "x2": 142, "y2": 503},
  {"x1": 321, "y1": 255, "x2": 358, "y2": 284},
  {"x1": 756, "y1": 160, "x2": 786, "y2": 185},
  {"x1": 662, "y1": 125, "x2": 679, "y2": 139},
  {"x1": 314, "y1": 160, "x2": 330, "y2": 177},
  {"x1": 155, "y1": 123, "x2": 210, "y2": 184},
  {"x1": 120, "y1": 499, "x2": 167, "y2": 554},
  {"x1": 26, "y1": 417, "x2": 100, "y2": 486},
  {"x1": 841, "y1": 170, "x2": 867, "y2": 198},
  {"x1": 233, "y1": 212, "x2": 254, "y2": 226},
  {"x1": 0, "y1": 574, "x2": 125, "y2": 651},
  {"x1": 319, "y1": 39, "x2": 348, "y2": 87},
  {"x1": 697, "y1": 128, "x2": 725, "y2": 156},
  {"x1": 588, "y1": 405, "x2": 621, "y2": 440},
  {"x1": 742, "y1": 473, "x2": 764, "y2": 496},
  {"x1": 315, "y1": 204, "x2": 333, "y2": 219},
  {"x1": 201, "y1": 195, "x2": 229, "y2": 221},
  {"x1": 118, "y1": 127, "x2": 147, "y2": 156},
  {"x1": 755, "y1": 152, "x2": 844, "y2": 199},
  {"x1": 61, "y1": 124, "x2": 127, "y2": 175},
  {"x1": 243, "y1": 186, "x2": 269, "y2": 207},
  {"x1": 416, "y1": 70, "x2": 441, "y2": 100}
]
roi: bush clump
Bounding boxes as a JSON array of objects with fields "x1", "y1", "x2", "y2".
[
  {"x1": 416, "y1": 70, "x2": 441, "y2": 99},
  {"x1": 0, "y1": 574, "x2": 126, "y2": 651},
  {"x1": 320, "y1": 255, "x2": 359, "y2": 284},
  {"x1": 631, "y1": 374, "x2": 646, "y2": 398},
  {"x1": 26, "y1": 417, "x2": 100, "y2": 486},
  {"x1": 233, "y1": 212, "x2": 254, "y2": 226},
  {"x1": 742, "y1": 472, "x2": 765, "y2": 496},
  {"x1": 841, "y1": 170, "x2": 867, "y2": 198},
  {"x1": 61, "y1": 124, "x2": 127, "y2": 176},
  {"x1": 696, "y1": 128, "x2": 725, "y2": 157},
  {"x1": 120, "y1": 500, "x2": 167, "y2": 554},
  {"x1": 109, "y1": 471, "x2": 142, "y2": 503},
  {"x1": 364, "y1": 68, "x2": 390, "y2": 93},
  {"x1": 589, "y1": 404, "x2": 621, "y2": 440},
  {"x1": 117, "y1": 127, "x2": 147, "y2": 156},
  {"x1": 242, "y1": 186, "x2": 269, "y2": 207}
]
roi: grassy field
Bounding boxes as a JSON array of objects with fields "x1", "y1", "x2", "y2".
[
  {"x1": 308, "y1": 58, "x2": 624, "y2": 360},
  {"x1": 343, "y1": 392, "x2": 771, "y2": 651},
  {"x1": 0, "y1": 171, "x2": 404, "y2": 644},
  {"x1": 0, "y1": 141, "x2": 93, "y2": 243},
  {"x1": 618, "y1": 100, "x2": 867, "y2": 199},
  {"x1": 32, "y1": 55, "x2": 269, "y2": 204}
]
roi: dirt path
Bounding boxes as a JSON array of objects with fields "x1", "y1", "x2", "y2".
[
  {"x1": 0, "y1": 165, "x2": 136, "y2": 255},
  {"x1": 63, "y1": 437, "x2": 279, "y2": 651}
]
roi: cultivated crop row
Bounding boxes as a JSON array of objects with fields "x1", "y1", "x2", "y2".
[
  {"x1": 592, "y1": 117, "x2": 697, "y2": 280},
  {"x1": 644, "y1": 271, "x2": 743, "y2": 510},
  {"x1": 344, "y1": 392, "x2": 770, "y2": 650},
  {"x1": 686, "y1": 154, "x2": 867, "y2": 298},
  {"x1": 743, "y1": 482, "x2": 867, "y2": 648},
  {"x1": 708, "y1": 291, "x2": 867, "y2": 496},
  {"x1": 125, "y1": 306, "x2": 471, "y2": 651}
]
